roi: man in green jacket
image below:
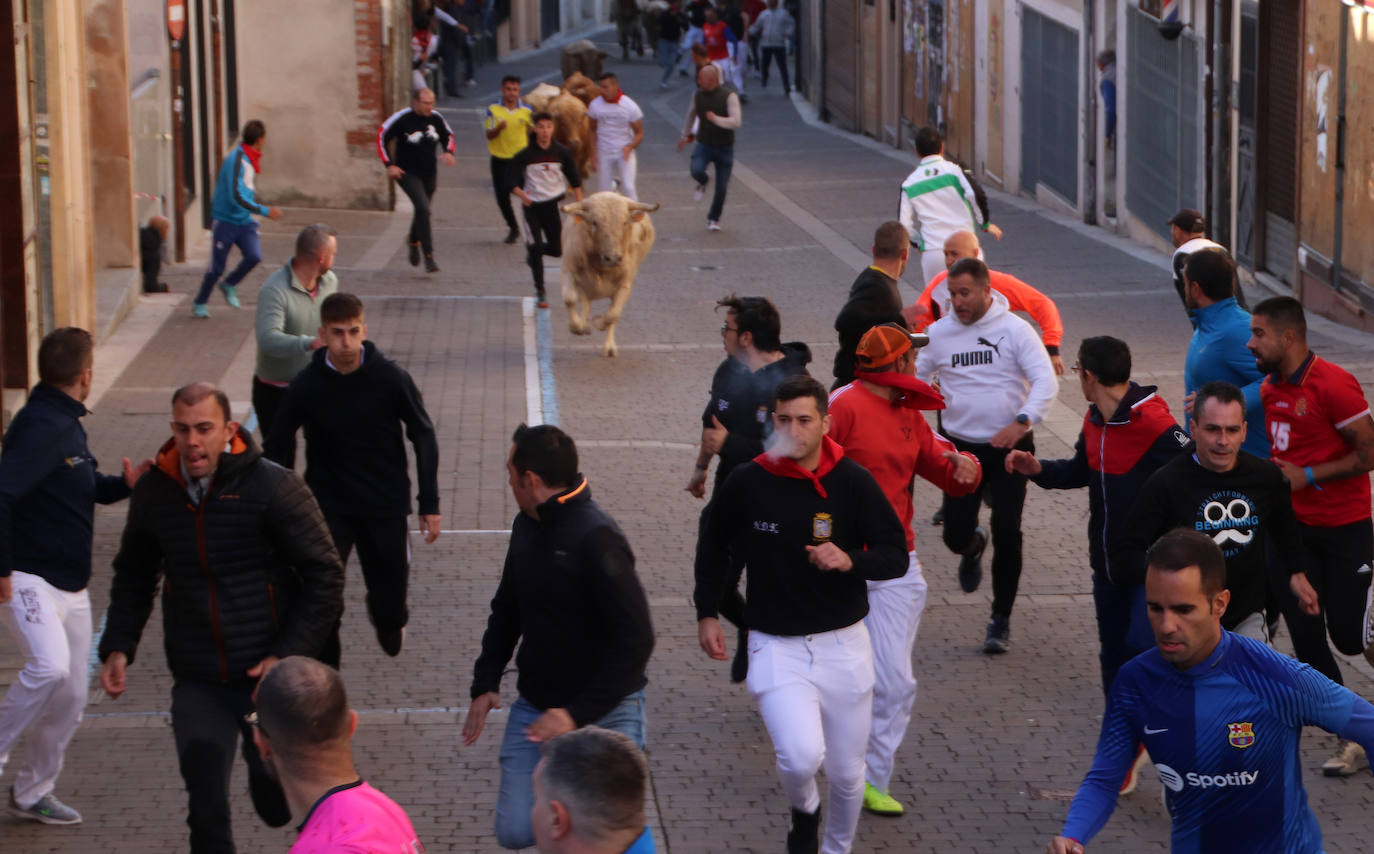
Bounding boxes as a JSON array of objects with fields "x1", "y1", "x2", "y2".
[{"x1": 253, "y1": 224, "x2": 339, "y2": 442}]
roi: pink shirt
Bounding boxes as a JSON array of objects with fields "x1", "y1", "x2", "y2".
[{"x1": 291, "y1": 781, "x2": 424, "y2": 854}]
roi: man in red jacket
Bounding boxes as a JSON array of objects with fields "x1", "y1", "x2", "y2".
[{"x1": 828, "y1": 323, "x2": 981, "y2": 817}]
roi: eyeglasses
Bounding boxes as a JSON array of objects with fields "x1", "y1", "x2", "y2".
[
  {"x1": 1070, "y1": 363, "x2": 1082, "y2": 375},
  {"x1": 720, "y1": 325, "x2": 738, "y2": 335},
  {"x1": 244, "y1": 711, "x2": 268, "y2": 737}
]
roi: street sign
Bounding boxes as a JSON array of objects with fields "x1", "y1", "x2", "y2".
[{"x1": 167, "y1": 0, "x2": 185, "y2": 41}]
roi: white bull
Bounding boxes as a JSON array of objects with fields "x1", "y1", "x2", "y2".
[{"x1": 559, "y1": 192, "x2": 659, "y2": 357}]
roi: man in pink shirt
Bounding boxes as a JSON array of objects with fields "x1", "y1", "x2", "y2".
[{"x1": 250, "y1": 656, "x2": 425, "y2": 853}]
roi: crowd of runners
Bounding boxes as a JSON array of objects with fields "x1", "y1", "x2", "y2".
[{"x1": 2, "y1": 13, "x2": 1374, "y2": 854}]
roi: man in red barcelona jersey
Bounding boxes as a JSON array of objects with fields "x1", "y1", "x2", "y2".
[
  {"x1": 1248, "y1": 296, "x2": 1374, "y2": 777},
  {"x1": 827, "y1": 323, "x2": 981, "y2": 817}
]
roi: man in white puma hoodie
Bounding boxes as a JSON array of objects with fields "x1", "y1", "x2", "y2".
[{"x1": 916, "y1": 257, "x2": 1058, "y2": 654}]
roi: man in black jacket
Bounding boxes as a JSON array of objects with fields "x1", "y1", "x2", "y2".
[
  {"x1": 0, "y1": 328, "x2": 149, "y2": 826},
  {"x1": 832, "y1": 221, "x2": 910, "y2": 389},
  {"x1": 462, "y1": 424, "x2": 654, "y2": 851},
  {"x1": 696, "y1": 375, "x2": 907, "y2": 854},
  {"x1": 98, "y1": 382, "x2": 344, "y2": 854},
  {"x1": 687, "y1": 294, "x2": 811, "y2": 682},
  {"x1": 265, "y1": 293, "x2": 439, "y2": 657}
]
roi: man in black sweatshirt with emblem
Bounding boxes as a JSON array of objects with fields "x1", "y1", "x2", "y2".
[
  {"x1": 462, "y1": 424, "x2": 653, "y2": 851},
  {"x1": 378, "y1": 88, "x2": 456, "y2": 273},
  {"x1": 696, "y1": 375, "x2": 906, "y2": 854},
  {"x1": 264, "y1": 293, "x2": 440, "y2": 658}
]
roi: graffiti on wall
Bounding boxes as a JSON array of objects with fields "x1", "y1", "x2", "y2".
[
  {"x1": 1312, "y1": 66, "x2": 1332, "y2": 173},
  {"x1": 905, "y1": 0, "x2": 926, "y2": 100},
  {"x1": 989, "y1": 11, "x2": 1002, "y2": 138},
  {"x1": 927, "y1": 1, "x2": 945, "y2": 128}
]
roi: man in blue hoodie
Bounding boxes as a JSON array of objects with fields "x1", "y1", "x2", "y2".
[
  {"x1": 1181, "y1": 249, "x2": 1268, "y2": 458},
  {"x1": 0, "y1": 328, "x2": 149, "y2": 825},
  {"x1": 192, "y1": 120, "x2": 284, "y2": 318}
]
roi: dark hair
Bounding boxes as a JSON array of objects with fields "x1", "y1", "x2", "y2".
[
  {"x1": 1168, "y1": 208, "x2": 1206, "y2": 234},
  {"x1": 1183, "y1": 249, "x2": 1237, "y2": 302},
  {"x1": 501, "y1": 74, "x2": 522, "y2": 86},
  {"x1": 1192, "y1": 380, "x2": 1245, "y2": 423},
  {"x1": 172, "y1": 381, "x2": 232, "y2": 423},
  {"x1": 1146, "y1": 528, "x2": 1227, "y2": 596},
  {"x1": 531, "y1": 111, "x2": 554, "y2": 124},
  {"x1": 872, "y1": 221, "x2": 909, "y2": 260},
  {"x1": 947, "y1": 256, "x2": 990, "y2": 286},
  {"x1": 511, "y1": 423, "x2": 578, "y2": 488},
  {"x1": 255, "y1": 656, "x2": 351, "y2": 764},
  {"x1": 774, "y1": 374, "x2": 828, "y2": 416},
  {"x1": 295, "y1": 223, "x2": 338, "y2": 260},
  {"x1": 691, "y1": 42, "x2": 709, "y2": 59},
  {"x1": 1077, "y1": 336, "x2": 1131, "y2": 386},
  {"x1": 914, "y1": 126, "x2": 943, "y2": 157},
  {"x1": 1251, "y1": 295, "x2": 1307, "y2": 340},
  {"x1": 242, "y1": 119, "x2": 266, "y2": 146},
  {"x1": 320, "y1": 293, "x2": 364, "y2": 325},
  {"x1": 539, "y1": 727, "x2": 647, "y2": 841},
  {"x1": 716, "y1": 295, "x2": 781, "y2": 352},
  {"x1": 597, "y1": 72, "x2": 618, "y2": 83},
  {"x1": 37, "y1": 327, "x2": 93, "y2": 387}
]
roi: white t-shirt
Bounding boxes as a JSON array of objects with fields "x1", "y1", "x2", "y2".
[{"x1": 587, "y1": 94, "x2": 644, "y2": 151}]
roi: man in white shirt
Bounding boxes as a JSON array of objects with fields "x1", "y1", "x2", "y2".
[
  {"x1": 1169, "y1": 208, "x2": 1246, "y2": 314},
  {"x1": 915, "y1": 258, "x2": 1057, "y2": 654},
  {"x1": 587, "y1": 73, "x2": 645, "y2": 201},
  {"x1": 898, "y1": 127, "x2": 1002, "y2": 286}
]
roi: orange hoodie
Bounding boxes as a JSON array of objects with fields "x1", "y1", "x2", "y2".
[{"x1": 911, "y1": 269, "x2": 1064, "y2": 350}]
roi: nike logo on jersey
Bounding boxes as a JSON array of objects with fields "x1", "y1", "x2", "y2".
[{"x1": 1144, "y1": 726, "x2": 1168, "y2": 735}]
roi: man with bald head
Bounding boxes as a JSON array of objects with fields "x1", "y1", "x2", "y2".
[
  {"x1": 678, "y1": 62, "x2": 742, "y2": 231},
  {"x1": 99, "y1": 381, "x2": 344, "y2": 854},
  {"x1": 378, "y1": 87, "x2": 456, "y2": 273},
  {"x1": 252, "y1": 657, "x2": 423, "y2": 852},
  {"x1": 908, "y1": 230, "x2": 1066, "y2": 375}
]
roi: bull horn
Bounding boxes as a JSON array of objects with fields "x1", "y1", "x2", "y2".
[
  {"x1": 627, "y1": 201, "x2": 660, "y2": 213},
  {"x1": 562, "y1": 201, "x2": 586, "y2": 214}
]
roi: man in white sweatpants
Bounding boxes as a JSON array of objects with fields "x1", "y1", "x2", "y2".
[
  {"x1": 827, "y1": 324, "x2": 982, "y2": 816},
  {"x1": 898, "y1": 126, "x2": 1002, "y2": 286},
  {"x1": 695, "y1": 375, "x2": 908, "y2": 854},
  {"x1": 587, "y1": 72, "x2": 645, "y2": 201},
  {"x1": 0, "y1": 328, "x2": 147, "y2": 825}
]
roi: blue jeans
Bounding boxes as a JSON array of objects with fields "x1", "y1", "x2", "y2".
[
  {"x1": 1092, "y1": 572, "x2": 1152, "y2": 697},
  {"x1": 195, "y1": 220, "x2": 262, "y2": 305},
  {"x1": 658, "y1": 40, "x2": 682, "y2": 85},
  {"x1": 689, "y1": 143, "x2": 734, "y2": 223},
  {"x1": 493, "y1": 689, "x2": 647, "y2": 849}
]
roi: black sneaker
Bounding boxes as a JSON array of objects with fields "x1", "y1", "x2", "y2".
[
  {"x1": 930, "y1": 507, "x2": 945, "y2": 526},
  {"x1": 730, "y1": 625, "x2": 749, "y2": 683},
  {"x1": 378, "y1": 626, "x2": 405, "y2": 657},
  {"x1": 408, "y1": 242, "x2": 421, "y2": 267},
  {"x1": 958, "y1": 526, "x2": 986, "y2": 593},
  {"x1": 983, "y1": 613, "x2": 1011, "y2": 654},
  {"x1": 786, "y1": 807, "x2": 820, "y2": 854},
  {"x1": 424, "y1": 256, "x2": 440, "y2": 273},
  {"x1": 144, "y1": 282, "x2": 169, "y2": 294},
  {"x1": 503, "y1": 227, "x2": 520, "y2": 244}
]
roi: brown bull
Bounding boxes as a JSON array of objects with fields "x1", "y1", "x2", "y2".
[
  {"x1": 547, "y1": 91, "x2": 593, "y2": 180},
  {"x1": 559, "y1": 192, "x2": 659, "y2": 357}
]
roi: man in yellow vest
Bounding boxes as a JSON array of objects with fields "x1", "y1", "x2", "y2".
[{"x1": 485, "y1": 76, "x2": 534, "y2": 244}]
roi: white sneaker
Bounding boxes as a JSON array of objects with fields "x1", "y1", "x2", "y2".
[
  {"x1": 693, "y1": 184, "x2": 705, "y2": 203},
  {"x1": 1361, "y1": 567, "x2": 1374, "y2": 666},
  {"x1": 8, "y1": 788, "x2": 82, "y2": 825},
  {"x1": 707, "y1": 221, "x2": 721, "y2": 232},
  {"x1": 1321, "y1": 740, "x2": 1369, "y2": 777}
]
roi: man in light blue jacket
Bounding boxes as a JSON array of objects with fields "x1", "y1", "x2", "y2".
[
  {"x1": 192, "y1": 120, "x2": 283, "y2": 318},
  {"x1": 1182, "y1": 248, "x2": 1269, "y2": 458}
]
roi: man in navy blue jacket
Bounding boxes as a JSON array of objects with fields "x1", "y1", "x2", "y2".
[{"x1": 0, "y1": 328, "x2": 149, "y2": 825}]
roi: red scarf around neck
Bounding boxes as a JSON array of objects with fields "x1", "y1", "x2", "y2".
[
  {"x1": 241, "y1": 143, "x2": 263, "y2": 173},
  {"x1": 854, "y1": 372, "x2": 945, "y2": 411},
  {"x1": 753, "y1": 435, "x2": 845, "y2": 498}
]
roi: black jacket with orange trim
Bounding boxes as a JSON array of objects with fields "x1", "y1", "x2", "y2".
[
  {"x1": 1031, "y1": 383, "x2": 1192, "y2": 582},
  {"x1": 99, "y1": 428, "x2": 344, "y2": 684}
]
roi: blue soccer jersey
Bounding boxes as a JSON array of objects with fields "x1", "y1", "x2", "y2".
[{"x1": 1062, "y1": 631, "x2": 1374, "y2": 852}]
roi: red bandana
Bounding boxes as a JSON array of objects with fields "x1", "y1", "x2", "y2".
[
  {"x1": 241, "y1": 143, "x2": 262, "y2": 173},
  {"x1": 753, "y1": 436, "x2": 845, "y2": 498},
  {"x1": 854, "y1": 372, "x2": 945, "y2": 411}
]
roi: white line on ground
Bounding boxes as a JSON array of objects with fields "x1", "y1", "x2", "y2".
[
  {"x1": 354, "y1": 294, "x2": 524, "y2": 301},
  {"x1": 523, "y1": 297, "x2": 543, "y2": 425},
  {"x1": 88, "y1": 294, "x2": 186, "y2": 411},
  {"x1": 353, "y1": 194, "x2": 415, "y2": 271},
  {"x1": 577, "y1": 440, "x2": 697, "y2": 451}
]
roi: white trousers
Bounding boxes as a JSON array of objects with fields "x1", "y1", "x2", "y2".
[
  {"x1": 748, "y1": 620, "x2": 874, "y2": 854},
  {"x1": 727, "y1": 44, "x2": 746, "y2": 93},
  {"x1": 0, "y1": 571, "x2": 92, "y2": 808},
  {"x1": 864, "y1": 552, "x2": 929, "y2": 793},
  {"x1": 597, "y1": 148, "x2": 639, "y2": 201},
  {"x1": 920, "y1": 249, "x2": 947, "y2": 287}
]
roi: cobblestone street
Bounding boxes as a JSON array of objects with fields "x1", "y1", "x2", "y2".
[{"x1": 2, "y1": 31, "x2": 1372, "y2": 852}]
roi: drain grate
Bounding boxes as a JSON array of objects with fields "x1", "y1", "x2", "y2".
[{"x1": 691, "y1": 265, "x2": 721, "y2": 271}]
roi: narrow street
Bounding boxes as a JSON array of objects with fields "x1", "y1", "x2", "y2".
[{"x1": 2, "y1": 31, "x2": 1372, "y2": 852}]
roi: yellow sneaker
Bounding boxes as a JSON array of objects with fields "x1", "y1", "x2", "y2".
[{"x1": 862, "y1": 783, "x2": 904, "y2": 816}]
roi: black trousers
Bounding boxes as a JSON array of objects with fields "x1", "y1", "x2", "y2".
[
  {"x1": 1275, "y1": 518, "x2": 1374, "y2": 685},
  {"x1": 760, "y1": 46, "x2": 790, "y2": 92},
  {"x1": 491, "y1": 156, "x2": 520, "y2": 231},
  {"x1": 941, "y1": 433, "x2": 1034, "y2": 618},
  {"x1": 327, "y1": 514, "x2": 412, "y2": 637},
  {"x1": 171, "y1": 678, "x2": 290, "y2": 854},
  {"x1": 398, "y1": 172, "x2": 438, "y2": 255},
  {"x1": 522, "y1": 198, "x2": 563, "y2": 294},
  {"x1": 251, "y1": 377, "x2": 288, "y2": 445}
]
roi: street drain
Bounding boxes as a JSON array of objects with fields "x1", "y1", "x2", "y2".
[{"x1": 691, "y1": 265, "x2": 721, "y2": 271}]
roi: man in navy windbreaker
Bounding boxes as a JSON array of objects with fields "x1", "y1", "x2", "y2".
[{"x1": 191, "y1": 119, "x2": 283, "y2": 318}]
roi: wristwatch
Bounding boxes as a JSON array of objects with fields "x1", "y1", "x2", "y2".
[{"x1": 1015, "y1": 414, "x2": 1030, "y2": 426}]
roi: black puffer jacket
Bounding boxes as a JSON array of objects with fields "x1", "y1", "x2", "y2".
[{"x1": 99, "y1": 428, "x2": 344, "y2": 683}]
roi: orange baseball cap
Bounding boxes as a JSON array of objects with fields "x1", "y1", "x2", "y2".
[{"x1": 856, "y1": 323, "x2": 928, "y2": 370}]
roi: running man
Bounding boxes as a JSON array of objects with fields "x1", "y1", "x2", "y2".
[
  {"x1": 1169, "y1": 208, "x2": 1246, "y2": 313},
  {"x1": 828, "y1": 324, "x2": 981, "y2": 816},
  {"x1": 678, "y1": 64, "x2": 741, "y2": 232},
  {"x1": 898, "y1": 127, "x2": 1001, "y2": 286},
  {"x1": 587, "y1": 73, "x2": 645, "y2": 201},
  {"x1": 512, "y1": 112, "x2": 583, "y2": 308},
  {"x1": 484, "y1": 75, "x2": 533, "y2": 244},
  {"x1": 378, "y1": 87, "x2": 456, "y2": 273},
  {"x1": 696, "y1": 375, "x2": 907, "y2": 854},
  {"x1": 1249, "y1": 296, "x2": 1374, "y2": 776},
  {"x1": 1047, "y1": 528, "x2": 1374, "y2": 854}
]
